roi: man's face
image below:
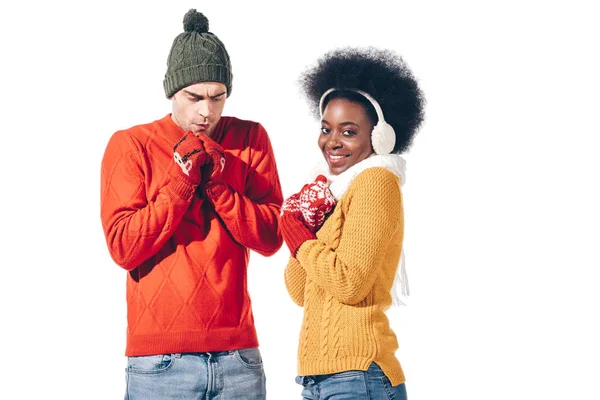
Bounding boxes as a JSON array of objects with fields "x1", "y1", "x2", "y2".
[{"x1": 171, "y1": 82, "x2": 227, "y2": 136}]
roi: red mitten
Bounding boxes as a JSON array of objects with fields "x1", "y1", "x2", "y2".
[
  {"x1": 297, "y1": 175, "x2": 336, "y2": 232},
  {"x1": 198, "y1": 133, "x2": 226, "y2": 182},
  {"x1": 173, "y1": 132, "x2": 206, "y2": 185},
  {"x1": 280, "y1": 212, "x2": 316, "y2": 257},
  {"x1": 281, "y1": 193, "x2": 302, "y2": 215}
]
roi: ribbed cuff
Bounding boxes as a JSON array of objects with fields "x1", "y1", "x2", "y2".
[
  {"x1": 168, "y1": 175, "x2": 197, "y2": 201},
  {"x1": 205, "y1": 181, "x2": 230, "y2": 202},
  {"x1": 281, "y1": 215, "x2": 316, "y2": 256}
]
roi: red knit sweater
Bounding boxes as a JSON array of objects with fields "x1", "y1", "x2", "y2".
[{"x1": 100, "y1": 114, "x2": 283, "y2": 356}]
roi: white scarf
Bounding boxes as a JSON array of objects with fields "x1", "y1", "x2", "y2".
[{"x1": 305, "y1": 154, "x2": 410, "y2": 306}]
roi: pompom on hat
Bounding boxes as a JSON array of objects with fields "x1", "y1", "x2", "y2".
[{"x1": 163, "y1": 9, "x2": 233, "y2": 98}]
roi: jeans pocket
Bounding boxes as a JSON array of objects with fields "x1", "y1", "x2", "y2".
[
  {"x1": 233, "y1": 347, "x2": 263, "y2": 369},
  {"x1": 380, "y1": 376, "x2": 407, "y2": 400},
  {"x1": 127, "y1": 354, "x2": 175, "y2": 375}
]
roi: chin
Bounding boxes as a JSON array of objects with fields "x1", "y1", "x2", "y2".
[{"x1": 328, "y1": 166, "x2": 346, "y2": 176}]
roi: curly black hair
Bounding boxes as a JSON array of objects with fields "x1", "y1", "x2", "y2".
[{"x1": 299, "y1": 47, "x2": 425, "y2": 154}]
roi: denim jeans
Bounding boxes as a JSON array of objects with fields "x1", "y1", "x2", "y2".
[
  {"x1": 296, "y1": 363, "x2": 407, "y2": 400},
  {"x1": 124, "y1": 348, "x2": 266, "y2": 399}
]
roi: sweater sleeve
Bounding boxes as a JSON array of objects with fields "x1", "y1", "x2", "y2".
[
  {"x1": 206, "y1": 123, "x2": 283, "y2": 256},
  {"x1": 296, "y1": 168, "x2": 402, "y2": 305},
  {"x1": 100, "y1": 130, "x2": 196, "y2": 271},
  {"x1": 284, "y1": 256, "x2": 306, "y2": 306}
]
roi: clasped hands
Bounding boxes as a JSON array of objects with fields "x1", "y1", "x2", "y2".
[{"x1": 173, "y1": 131, "x2": 226, "y2": 187}]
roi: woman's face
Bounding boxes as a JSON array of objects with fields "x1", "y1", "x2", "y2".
[{"x1": 319, "y1": 98, "x2": 374, "y2": 175}]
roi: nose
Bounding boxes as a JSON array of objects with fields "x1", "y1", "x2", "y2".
[
  {"x1": 196, "y1": 101, "x2": 211, "y2": 120},
  {"x1": 326, "y1": 131, "x2": 343, "y2": 149}
]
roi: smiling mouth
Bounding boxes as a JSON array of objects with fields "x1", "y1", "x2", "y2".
[{"x1": 327, "y1": 153, "x2": 348, "y2": 160}]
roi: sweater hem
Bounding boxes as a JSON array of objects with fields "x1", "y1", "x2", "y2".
[
  {"x1": 298, "y1": 356, "x2": 405, "y2": 386},
  {"x1": 125, "y1": 325, "x2": 259, "y2": 357}
]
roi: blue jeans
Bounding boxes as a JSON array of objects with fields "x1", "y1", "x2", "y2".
[
  {"x1": 296, "y1": 363, "x2": 407, "y2": 400},
  {"x1": 124, "y1": 348, "x2": 266, "y2": 399}
]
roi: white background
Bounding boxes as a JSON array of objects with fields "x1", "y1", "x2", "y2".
[{"x1": 1, "y1": 1, "x2": 599, "y2": 399}]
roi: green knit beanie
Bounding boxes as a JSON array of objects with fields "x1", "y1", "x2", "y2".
[{"x1": 163, "y1": 9, "x2": 233, "y2": 98}]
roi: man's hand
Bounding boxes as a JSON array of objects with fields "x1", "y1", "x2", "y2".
[
  {"x1": 173, "y1": 132, "x2": 207, "y2": 185},
  {"x1": 198, "y1": 133, "x2": 226, "y2": 182}
]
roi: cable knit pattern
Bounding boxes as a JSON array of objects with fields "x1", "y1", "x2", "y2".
[
  {"x1": 320, "y1": 295, "x2": 332, "y2": 359},
  {"x1": 284, "y1": 167, "x2": 405, "y2": 386},
  {"x1": 331, "y1": 299, "x2": 343, "y2": 359},
  {"x1": 301, "y1": 282, "x2": 312, "y2": 361}
]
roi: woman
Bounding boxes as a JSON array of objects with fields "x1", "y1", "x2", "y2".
[{"x1": 280, "y1": 47, "x2": 425, "y2": 399}]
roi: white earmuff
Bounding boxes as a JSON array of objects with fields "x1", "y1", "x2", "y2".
[{"x1": 319, "y1": 88, "x2": 396, "y2": 154}]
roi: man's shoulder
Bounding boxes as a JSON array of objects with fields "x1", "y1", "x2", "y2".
[
  {"x1": 110, "y1": 115, "x2": 170, "y2": 147},
  {"x1": 220, "y1": 116, "x2": 262, "y2": 132},
  {"x1": 220, "y1": 116, "x2": 271, "y2": 148},
  {"x1": 117, "y1": 116, "x2": 168, "y2": 137}
]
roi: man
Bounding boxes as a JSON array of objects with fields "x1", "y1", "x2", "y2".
[{"x1": 100, "y1": 9, "x2": 282, "y2": 399}]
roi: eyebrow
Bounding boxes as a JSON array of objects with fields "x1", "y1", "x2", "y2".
[
  {"x1": 184, "y1": 90, "x2": 227, "y2": 99},
  {"x1": 321, "y1": 119, "x2": 359, "y2": 127}
]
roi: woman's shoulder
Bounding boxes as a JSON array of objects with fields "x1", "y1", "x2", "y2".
[
  {"x1": 350, "y1": 167, "x2": 401, "y2": 194},
  {"x1": 341, "y1": 167, "x2": 403, "y2": 220}
]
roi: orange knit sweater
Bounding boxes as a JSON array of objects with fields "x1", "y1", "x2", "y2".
[
  {"x1": 284, "y1": 167, "x2": 405, "y2": 386},
  {"x1": 101, "y1": 114, "x2": 282, "y2": 356}
]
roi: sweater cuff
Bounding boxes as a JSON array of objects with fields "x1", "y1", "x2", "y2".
[
  {"x1": 205, "y1": 181, "x2": 231, "y2": 203},
  {"x1": 167, "y1": 175, "x2": 196, "y2": 201},
  {"x1": 281, "y1": 216, "x2": 316, "y2": 257},
  {"x1": 295, "y1": 240, "x2": 314, "y2": 263}
]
